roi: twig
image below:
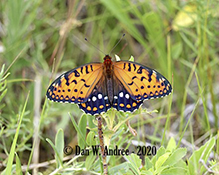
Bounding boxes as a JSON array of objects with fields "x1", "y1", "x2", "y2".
[
  {"x1": 33, "y1": 75, "x2": 42, "y2": 175},
  {"x1": 22, "y1": 155, "x2": 72, "y2": 171},
  {"x1": 97, "y1": 116, "x2": 108, "y2": 175},
  {"x1": 126, "y1": 120, "x2": 137, "y2": 136}
]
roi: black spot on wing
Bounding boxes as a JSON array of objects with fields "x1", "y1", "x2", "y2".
[
  {"x1": 84, "y1": 84, "x2": 90, "y2": 88},
  {"x1": 128, "y1": 81, "x2": 134, "y2": 86},
  {"x1": 137, "y1": 66, "x2": 143, "y2": 74},
  {"x1": 133, "y1": 63, "x2": 136, "y2": 71},
  {"x1": 123, "y1": 63, "x2": 126, "y2": 69},
  {"x1": 71, "y1": 79, "x2": 77, "y2": 84},
  {"x1": 64, "y1": 74, "x2": 70, "y2": 86},
  {"x1": 132, "y1": 76, "x2": 137, "y2": 80},
  {"x1": 80, "y1": 66, "x2": 83, "y2": 74},
  {"x1": 148, "y1": 69, "x2": 152, "y2": 82},
  {"x1": 140, "y1": 76, "x2": 146, "y2": 82},
  {"x1": 128, "y1": 63, "x2": 131, "y2": 71},
  {"x1": 90, "y1": 65, "x2": 93, "y2": 71},
  {"x1": 73, "y1": 70, "x2": 80, "y2": 77},
  {"x1": 85, "y1": 65, "x2": 89, "y2": 74},
  {"x1": 57, "y1": 79, "x2": 62, "y2": 86}
]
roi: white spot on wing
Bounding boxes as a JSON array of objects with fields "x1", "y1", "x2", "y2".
[
  {"x1": 119, "y1": 92, "x2": 124, "y2": 97},
  {"x1": 98, "y1": 94, "x2": 103, "y2": 99},
  {"x1": 152, "y1": 70, "x2": 157, "y2": 75},
  {"x1": 92, "y1": 96, "x2": 97, "y2": 102},
  {"x1": 125, "y1": 94, "x2": 129, "y2": 99},
  {"x1": 114, "y1": 96, "x2": 118, "y2": 99}
]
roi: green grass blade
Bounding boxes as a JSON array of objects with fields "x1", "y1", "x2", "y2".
[
  {"x1": 100, "y1": 0, "x2": 145, "y2": 47},
  {"x1": 15, "y1": 153, "x2": 22, "y2": 175},
  {"x1": 4, "y1": 92, "x2": 30, "y2": 174}
]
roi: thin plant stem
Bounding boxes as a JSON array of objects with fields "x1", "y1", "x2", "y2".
[{"x1": 97, "y1": 116, "x2": 108, "y2": 175}]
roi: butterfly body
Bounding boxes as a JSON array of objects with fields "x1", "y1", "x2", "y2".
[
  {"x1": 103, "y1": 55, "x2": 114, "y2": 104},
  {"x1": 47, "y1": 55, "x2": 172, "y2": 115}
]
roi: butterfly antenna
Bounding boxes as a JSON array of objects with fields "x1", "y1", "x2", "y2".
[
  {"x1": 109, "y1": 33, "x2": 125, "y2": 55},
  {"x1": 85, "y1": 38, "x2": 106, "y2": 55}
]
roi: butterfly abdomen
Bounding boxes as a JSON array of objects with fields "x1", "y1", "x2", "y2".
[{"x1": 106, "y1": 78, "x2": 114, "y2": 104}]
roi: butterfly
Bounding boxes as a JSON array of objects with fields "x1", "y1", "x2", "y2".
[{"x1": 46, "y1": 55, "x2": 172, "y2": 115}]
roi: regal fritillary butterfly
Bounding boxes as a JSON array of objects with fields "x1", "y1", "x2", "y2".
[{"x1": 46, "y1": 55, "x2": 172, "y2": 115}]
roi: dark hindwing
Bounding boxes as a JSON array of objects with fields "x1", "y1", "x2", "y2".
[
  {"x1": 79, "y1": 75, "x2": 143, "y2": 114},
  {"x1": 112, "y1": 76, "x2": 143, "y2": 112},
  {"x1": 78, "y1": 77, "x2": 111, "y2": 115}
]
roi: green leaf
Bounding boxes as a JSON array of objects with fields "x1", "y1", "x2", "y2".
[
  {"x1": 0, "y1": 89, "x2": 7, "y2": 103},
  {"x1": 55, "y1": 128, "x2": 64, "y2": 168},
  {"x1": 155, "y1": 152, "x2": 170, "y2": 170},
  {"x1": 151, "y1": 146, "x2": 165, "y2": 166},
  {"x1": 78, "y1": 114, "x2": 87, "y2": 148},
  {"x1": 171, "y1": 42, "x2": 182, "y2": 60},
  {"x1": 125, "y1": 154, "x2": 141, "y2": 174},
  {"x1": 86, "y1": 131, "x2": 96, "y2": 146},
  {"x1": 140, "y1": 170, "x2": 153, "y2": 175},
  {"x1": 46, "y1": 138, "x2": 63, "y2": 168},
  {"x1": 155, "y1": 165, "x2": 169, "y2": 175},
  {"x1": 15, "y1": 153, "x2": 22, "y2": 175},
  {"x1": 163, "y1": 148, "x2": 187, "y2": 166},
  {"x1": 109, "y1": 162, "x2": 130, "y2": 174},
  {"x1": 166, "y1": 137, "x2": 176, "y2": 152},
  {"x1": 145, "y1": 156, "x2": 153, "y2": 170},
  {"x1": 69, "y1": 113, "x2": 87, "y2": 147},
  {"x1": 188, "y1": 137, "x2": 215, "y2": 174},
  {"x1": 177, "y1": 159, "x2": 188, "y2": 169},
  {"x1": 85, "y1": 151, "x2": 97, "y2": 170},
  {"x1": 161, "y1": 167, "x2": 188, "y2": 175}
]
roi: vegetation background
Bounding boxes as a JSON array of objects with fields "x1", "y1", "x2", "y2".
[{"x1": 0, "y1": 0, "x2": 218, "y2": 174}]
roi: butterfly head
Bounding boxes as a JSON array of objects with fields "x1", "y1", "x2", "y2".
[
  {"x1": 103, "y1": 55, "x2": 112, "y2": 65},
  {"x1": 104, "y1": 55, "x2": 112, "y2": 60},
  {"x1": 103, "y1": 55, "x2": 113, "y2": 76}
]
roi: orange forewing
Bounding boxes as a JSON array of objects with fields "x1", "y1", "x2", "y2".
[
  {"x1": 47, "y1": 63, "x2": 103, "y2": 103},
  {"x1": 114, "y1": 61, "x2": 171, "y2": 101}
]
